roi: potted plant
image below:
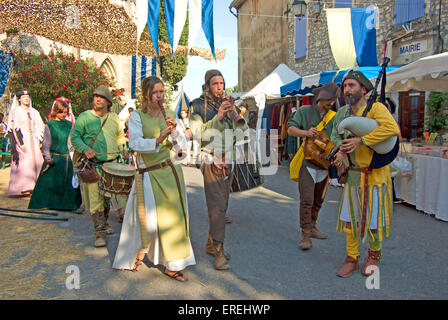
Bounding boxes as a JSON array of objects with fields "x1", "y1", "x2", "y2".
[{"x1": 424, "y1": 92, "x2": 448, "y2": 145}]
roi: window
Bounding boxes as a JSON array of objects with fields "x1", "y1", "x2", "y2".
[
  {"x1": 295, "y1": 14, "x2": 307, "y2": 59},
  {"x1": 395, "y1": 0, "x2": 425, "y2": 25},
  {"x1": 334, "y1": 0, "x2": 352, "y2": 8}
]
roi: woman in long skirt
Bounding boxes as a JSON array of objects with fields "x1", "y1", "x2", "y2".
[{"x1": 113, "y1": 76, "x2": 195, "y2": 282}]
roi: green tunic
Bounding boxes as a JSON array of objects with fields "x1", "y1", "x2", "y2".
[
  {"x1": 287, "y1": 104, "x2": 335, "y2": 171},
  {"x1": 28, "y1": 120, "x2": 81, "y2": 210},
  {"x1": 136, "y1": 109, "x2": 190, "y2": 262}
]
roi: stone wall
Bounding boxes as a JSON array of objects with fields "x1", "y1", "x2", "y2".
[
  {"x1": 287, "y1": 0, "x2": 448, "y2": 76},
  {"x1": 235, "y1": 0, "x2": 289, "y2": 92}
]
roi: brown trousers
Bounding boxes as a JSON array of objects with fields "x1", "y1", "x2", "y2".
[
  {"x1": 298, "y1": 166, "x2": 329, "y2": 231},
  {"x1": 203, "y1": 163, "x2": 232, "y2": 246}
]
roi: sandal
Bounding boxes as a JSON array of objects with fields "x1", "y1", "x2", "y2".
[
  {"x1": 132, "y1": 257, "x2": 144, "y2": 272},
  {"x1": 164, "y1": 268, "x2": 188, "y2": 282}
]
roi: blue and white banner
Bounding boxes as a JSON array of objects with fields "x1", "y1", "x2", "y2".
[
  {"x1": 326, "y1": 7, "x2": 379, "y2": 69},
  {"x1": 131, "y1": 56, "x2": 156, "y2": 99},
  {"x1": 137, "y1": 0, "x2": 215, "y2": 59},
  {"x1": 0, "y1": 51, "x2": 13, "y2": 99}
]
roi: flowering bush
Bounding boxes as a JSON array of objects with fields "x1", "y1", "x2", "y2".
[{"x1": 8, "y1": 45, "x2": 115, "y2": 117}]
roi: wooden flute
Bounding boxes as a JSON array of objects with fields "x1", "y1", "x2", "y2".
[{"x1": 157, "y1": 99, "x2": 186, "y2": 160}]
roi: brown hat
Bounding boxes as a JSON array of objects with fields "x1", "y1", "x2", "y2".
[
  {"x1": 204, "y1": 69, "x2": 223, "y2": 84},
  {"x1": 342, "y1": 70, "x2": 374, "y2": 93},
  {"x1": 312, "y1": 83, "x2": 341, "y2": 102}
]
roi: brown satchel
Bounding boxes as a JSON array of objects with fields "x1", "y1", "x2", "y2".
[
  {"x1": 74, "y1": 115, "x2": 109, "y2": 183},
  {"x1": 303, "y1": 106, "x2": 334, "y2": 170}
]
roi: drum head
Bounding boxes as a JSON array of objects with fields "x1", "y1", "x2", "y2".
[{"x1": 101, "y1": 162, "x2": 136, "y2": 176}]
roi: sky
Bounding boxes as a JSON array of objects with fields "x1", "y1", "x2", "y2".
[{"x1": 181, "y1": 0, "x2": 238, "y2": 100}]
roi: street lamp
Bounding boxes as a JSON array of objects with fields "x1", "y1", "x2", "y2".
[{"x1": 292, "y1": 0, "x2": 307, "y2": 19}]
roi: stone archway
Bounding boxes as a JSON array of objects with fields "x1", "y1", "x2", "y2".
[{"x1": 100, "y1": 57, "x2": 117, "y2": 83}]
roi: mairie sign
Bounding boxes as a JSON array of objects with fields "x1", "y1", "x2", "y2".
[{"x1": 399, "y1": 40, "x2": 427, "y2": 56}]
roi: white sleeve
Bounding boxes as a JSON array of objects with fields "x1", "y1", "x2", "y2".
[{"x1": 128, "y1": 111, "x2": 159, "y2": 153}]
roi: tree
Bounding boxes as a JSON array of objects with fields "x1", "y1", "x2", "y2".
[
  {"x1": 8, "y1": 45, "x2": 115, "y2": 117},
  {"x1": 158, "y1": 1, "x2": 189, "y2": 90},
  {"x1": 425, "y1": 92, "x2": 448, "y2": 134}
]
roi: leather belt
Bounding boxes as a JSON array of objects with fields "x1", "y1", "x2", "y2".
[{"x1": 348, "y1": 166, "x2": 372, "y2": 239}]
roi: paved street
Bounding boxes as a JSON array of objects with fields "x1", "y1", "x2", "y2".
[{"x1": 1, "y1": 164, "x2": 447, "y2": 300}]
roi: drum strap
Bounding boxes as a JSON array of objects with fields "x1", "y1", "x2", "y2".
[
  {"x1": 138, "y1": 160, "x2": 188, "y2": 236},
  {"x1": 347, "y1": 166, "x2": 372, "y2": 240}
]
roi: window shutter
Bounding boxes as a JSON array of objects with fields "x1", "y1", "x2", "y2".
[
  {"x1": 295, "y1": 15, "x2": 307, "y2": 59},
  {"x1": 408, "y1": 0, "x2": 425, "y2": 21},
  {"x1": 334, "y1": 0, "x2": 351, "y2": 8}
]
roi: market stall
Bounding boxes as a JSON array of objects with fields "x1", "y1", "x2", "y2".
[{"x1": 394, "y1": 146, "x2": 448, "y2": 221}]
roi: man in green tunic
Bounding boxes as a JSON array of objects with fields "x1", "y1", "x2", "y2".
[
  {"x1": 287, "y1": 83, "x2": 340, "y2": 250},
  {"x1": 189, "y1": 70, "x2": 248, "y2": 270},
  {"x1": 71, "y1": 86, "x2": 128, "y2": 247}
]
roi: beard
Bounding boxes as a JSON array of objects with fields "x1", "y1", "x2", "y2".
[{"x1": 344, "y1": 89, "x2": 363, "y2": 106}]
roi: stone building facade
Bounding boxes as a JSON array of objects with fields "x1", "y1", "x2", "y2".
[{"x1": 231, "y1": 0, "x2": 448, "y2": 140}]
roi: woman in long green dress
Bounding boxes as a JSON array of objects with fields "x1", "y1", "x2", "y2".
[
  {"x1": 113, "y1": 76, "x2": 195, "y2": 282},
  {"x1": 28, "y1": 100, "x2": 81, "y2": 210}
]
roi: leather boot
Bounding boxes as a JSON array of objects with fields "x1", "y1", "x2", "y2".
[
  {"x1": 299, "y1": 229, "x2": 312, "y2": 250},
  {"x1": 103, "y1": 206, "x2": 113, "y2": 235},
  {"x1": 206, "y1": 234, "x2": 230, "y2": 260},
  {"x1": 336, "y1": 256, "x2": 359, "y2": 278},
  {"x1": 92, "y1": 211, "x2": 107, "y2": 247},
  {"x1": 214, "y1": 243, "x2": 230, "y2": 271},
  {"x1": 362, "y1": 249, "x2": 381, "y2": 276},
  {"x1": 311, "y1": 224, "x2": 328, "y2": 239}
]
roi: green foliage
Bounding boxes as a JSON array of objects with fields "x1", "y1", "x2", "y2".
[
  {"x1": 425, "y1": 92, "x2": 448, "y2": 133},
  {"x1": 8, "y1": 45, "x2": 115, "y2": 117},
  {"x1": 158, "y1": 1, "x2": 189, "y2": 90},
  {"x1": 225, "y1": 85, "x2": 239, "y2": 94}
]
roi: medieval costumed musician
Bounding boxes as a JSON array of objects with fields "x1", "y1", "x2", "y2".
[
  {"x1": 287, "y1": 83, "x2": 340, "y2": 251},
  {"x1": 7, "y1": 89, "x2": 45, "y2": 197},
  {"x1": 188, "y1": 70, "x2": 248, "y2": 271},
  {"x1": 330, "y1": 70, "x2": 400, "y2": 277},
  {"x1": 113, "y1": 76, "x2": 195, "y2": 282}
]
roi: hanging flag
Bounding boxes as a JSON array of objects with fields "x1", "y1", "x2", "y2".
[
  {"x1": 201, "y1": 0, "x2": 215, "y2": 60},
  {"x1": 136, "y1": 0, "x2": 149, "y2": 49},
  {"x1": 0, "y1": 51, "x2": 13, "y2": 99},
  {"x1": 173, "y1": 0, "x2": 188, "y2": 55},
  {"x1": 132, "y1": 56, "x2": 155, "y2": 98},
  {"x1": 188, "y1": 0, "x2": 202, "y2": 52},
  {"x1": 326, "y1": 7, "x2": 378, "y2": 69},
  {"x1": 147, "y1": 0, "x2": 162, "y2": 57},
  {"x1": 164, "y1": 0, "x2": 175, "y2": 52}
]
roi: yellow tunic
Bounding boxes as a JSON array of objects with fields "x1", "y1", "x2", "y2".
[{"x1": 330, "y1": 102, "x2": 400, "y2": 241}]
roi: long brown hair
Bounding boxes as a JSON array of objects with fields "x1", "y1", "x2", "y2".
[
  {"x1": 49, "y1": 100, "x2": 68, "y2": 120},
  {"x1": 141, "y1": 76, "x2": 164, "y2": 114}
]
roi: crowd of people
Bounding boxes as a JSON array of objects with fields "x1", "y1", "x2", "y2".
[{"x1": 2, "y1": 68, "x2": 399, "y2": 281}]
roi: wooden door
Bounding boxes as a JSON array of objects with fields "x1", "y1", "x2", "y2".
[{"x1": 399, "y1": 90, "x2": 425, "y2": 140}]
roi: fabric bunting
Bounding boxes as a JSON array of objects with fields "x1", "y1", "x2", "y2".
[
  {"x1": 0, "y1": 51, "x2": 13, "y2": 99},
  {"x1": 140, "y1": 0, "x2": 215, "y2": 59},
  {"x1": 131, "y1": 56, "x2": 156, "y2": 99},
  {"x1": 326, "y1": 7, "x2": 379, "y2": 69}
]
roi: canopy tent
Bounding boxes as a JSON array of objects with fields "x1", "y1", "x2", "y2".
[
  {"x1": 239, "y1": 64, "x2": 300, "y2": 168},
  {"x1": 280, "y1": 66, "x2": 403, "y2": 97},
  {"x1": 0, "y1": 0, "x2": 225, "y2": 61},
  {"x1": 373, "y1": 52, "x2": 448, "y2": 92},
  {"x1": 171, "y1": 85, "x2": 190, "y2": 117}
]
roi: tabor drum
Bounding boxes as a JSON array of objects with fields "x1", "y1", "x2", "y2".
[
  {"x1": 99, "y1": 162, "x2": 136, "y2": 195},
  {"x1": 231, "y1": 140, "x2": 264, "y2": 193}
]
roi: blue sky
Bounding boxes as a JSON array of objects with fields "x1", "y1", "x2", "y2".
[{"x1": 181, "y1": 0, "x2": 238, "y2": 99}]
